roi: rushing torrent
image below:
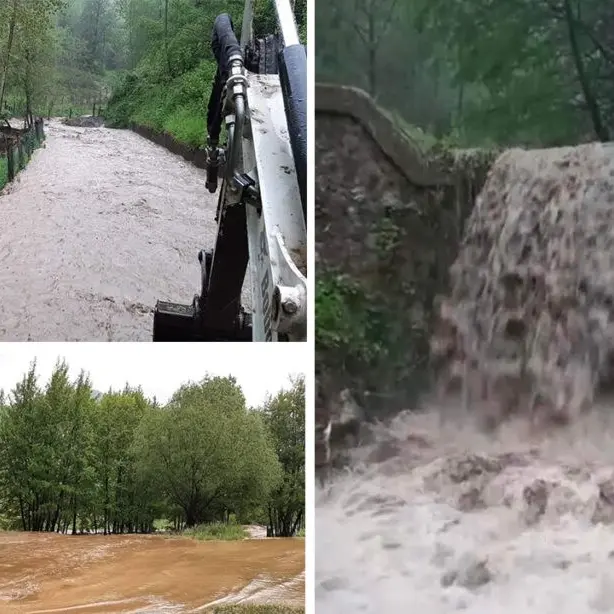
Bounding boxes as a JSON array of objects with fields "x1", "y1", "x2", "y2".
[
  {"x1": 0, "y1": 120, "x2": 251, "y2": 341},
  {"x1": 316, "y1": 406, "x2": 614, "y2": 614},
  {"x1": 432, "y1": 143, "x2": 614, "y2": 427},
  {"x1": 316, "y1": 143, "x2": 614, "y2": 613}
]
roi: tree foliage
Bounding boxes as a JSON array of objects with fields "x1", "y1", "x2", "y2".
[
  {"x1": 0, "y1": 0, "x2": 306, "y2": 132},
  {"x1": 262, "y1": 376, "x2": 305, "y2": 537},
  {"x1": 316, "y1": 0, "x2": 614, "y2": 146},
  {"x1": 106, "y1": 0, "x2": 307, "y2": 147},
  {"x1": 0, "y1": 360, "x2": 304, "y2": 536}
]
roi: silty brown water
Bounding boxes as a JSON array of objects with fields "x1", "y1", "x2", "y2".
[
  {"x1": 0, "y1": 531, "x2": 304, "y2": 613},
  {"x1": 0, "y1": 120, "x2": 251, "y2": 341}
]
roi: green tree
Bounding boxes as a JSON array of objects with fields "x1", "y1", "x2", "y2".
[
  {"x1": 134, "y1": 376, "x2": 282, "y2": 527},
  {"x1": 316, "y1": 0, "x2": 614, "y2": 146},
  {"x1": 0, "y1": 361, "x2": 296, "y2": 537},
  {"x1": 262, "y1": 376, "x2": 305, "y2": 537}
]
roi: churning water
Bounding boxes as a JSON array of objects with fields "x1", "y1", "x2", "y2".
[
  {"x1": 316, "y1": 143, "x2": 614, "y2": 614},
  {"x1": 316, "y1": 402, "x2": 614, "y2": 614}
]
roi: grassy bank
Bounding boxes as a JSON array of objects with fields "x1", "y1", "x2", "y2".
[
  {"x1": 0, "y1": 157, "x2": 8, "y2": 190},
  {"x1": 106, "y1": 0, "x2": 307, "y2": 150},
  {"x1": 106, "y1": 62, "x2": 214, "y2": 148},
  {"x1": 212, "y1": 606, "x2": 304, "y2": 614},
  {"x1": 182, "y1": 522, "x2": 249, "y2": 541}
]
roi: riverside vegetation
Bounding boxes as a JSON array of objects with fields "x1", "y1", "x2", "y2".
[
  {"x1": 0, "y1": 0, "x2": 306, "y2": 147},
  {"x1": 0, "y1": 360, "x2": 305, "y2": 538}
]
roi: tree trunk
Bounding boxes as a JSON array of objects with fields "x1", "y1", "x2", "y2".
[
  {"x1": 0, "y1": 0, "x2": 20, "y2": 112},
  {"x1": 563, "y1": 0, "x2": 609, "y2": 141},
  {"x1": 367, "y1": 13, "x2": 376, "y2": 97},
  {"x1": 164, "y1": 0, "x2": 172, "y2": 77}
]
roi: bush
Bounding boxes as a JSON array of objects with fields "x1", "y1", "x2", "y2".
[
  {"x1": 183, "y1": 522, "x2": 248, "y2": 541},
  {"x1": 106, "y1": 0, "x2": 305, "y2": 150},
  {"x1": 315, "y1": 273, "x2": 385, "y2": 364},
  {"x1": 0, "y1": 156, "x2": 8, "y2": 189}
]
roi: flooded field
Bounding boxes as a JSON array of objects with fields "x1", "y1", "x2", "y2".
[
  {"x1": 0, "y1": 120, "x2": 251, "y2": 341},
  {"x1": 0, "y1": 532, "x2": 304, "y2": 613}
]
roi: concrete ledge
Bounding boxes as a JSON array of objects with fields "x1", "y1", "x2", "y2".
[{"x1": 129, "y1": 124, "x2": 207, "y2": 169}]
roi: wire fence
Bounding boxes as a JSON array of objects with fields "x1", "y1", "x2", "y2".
[{"x1": 0, "y1": 119, "x2": 45, "y2": 190}]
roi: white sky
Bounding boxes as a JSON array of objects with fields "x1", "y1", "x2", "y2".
[{"x1": 0, "y1": 344, "x2": 308, "y2": 406}]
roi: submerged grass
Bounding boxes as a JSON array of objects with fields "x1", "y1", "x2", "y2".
[{"x1": 212, "y1": 606, "x2": 304, "y2": 614}]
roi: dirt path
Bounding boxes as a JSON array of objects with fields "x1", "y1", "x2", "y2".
[
  {"x1": 0, "y1": 532, "x2": 304, "y2": 613},
  {"x1": 0, "y1": 120, "x2": 250, "y2": 341}
]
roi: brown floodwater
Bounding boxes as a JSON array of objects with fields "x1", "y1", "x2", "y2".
[
  {"x1": 0, "y1": 532, "x2": 304, "y2": 613},
  {"x1": 0, "y1": 120, "x2": 251, "y2": 341}
]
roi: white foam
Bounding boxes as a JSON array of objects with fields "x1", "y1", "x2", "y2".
[{"x1": 316, "y1": 407, "x2": 614, "y2": 614}]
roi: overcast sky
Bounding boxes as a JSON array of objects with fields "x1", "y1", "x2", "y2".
[{"x1": 0, "y1": 344, "x2": 308, "y2": 406}]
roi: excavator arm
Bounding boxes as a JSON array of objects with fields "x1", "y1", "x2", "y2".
[{"x1": 153, "y1": 0, "x2": 307, "y2": 342}]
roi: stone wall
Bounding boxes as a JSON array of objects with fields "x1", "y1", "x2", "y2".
[{"x1": 315, "y1": 83, "x2": 497, "y2": 469}]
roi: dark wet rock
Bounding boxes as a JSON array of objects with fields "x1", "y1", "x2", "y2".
[
  {"x1": 592, "y1": 475, "x2": 614, "y2": 525},
  {"x1": 522, "y1": 479, "x2": 551, "y2": 525},
  {"x1": 442, "y1": 555, "x2": 493, "y2": 589},
  {"x1": 316, "y1": 386, "x2": 370, "y2": 478},
  {"x1": 445, "y1": 454, "x2": 503, "y2": 483},
  {"x1": 328, "y1": 389, "x2": 364, "y2": 448},
  {"x1": 62, "y1": 116, "x2": 104, "y2": 128}
]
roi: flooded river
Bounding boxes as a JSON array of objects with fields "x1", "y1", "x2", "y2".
[
  {"x1": 0, "y1": 532, "x2": 303, "y2": 613},
  {"x1": 0, "y1": 120, "x2": 250, "y2": 341}
]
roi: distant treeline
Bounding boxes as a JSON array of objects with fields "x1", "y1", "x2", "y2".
[{"x1": 316, "y1": 0, "x2": 614, "y2": 147}]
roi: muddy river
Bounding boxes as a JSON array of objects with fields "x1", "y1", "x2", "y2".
[
  {"x1": 0, "y1": 532, "x2": 303, "y2": 613},
  {"x1": 0, "y1": 120, "x2": 251, "y2": 341}
]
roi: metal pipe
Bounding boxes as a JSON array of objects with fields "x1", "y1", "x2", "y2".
[
  {"x1": 273, "y1": 0, "x2": 300, "y2": 48},
  {"x1": 228, "y1": 94, "x2": 245, "y2": 179}
]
